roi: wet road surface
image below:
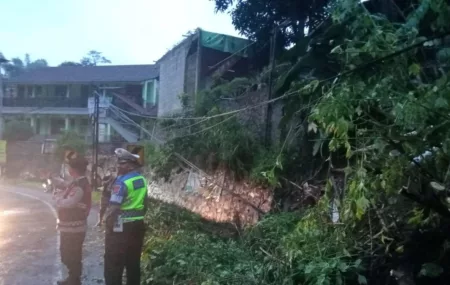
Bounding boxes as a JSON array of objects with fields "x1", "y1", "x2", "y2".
[
  {"x1": 0, "y1": 188, "x2": 58, "y2": 285},
  {"x1": 0, "y1": 186, "x2": 105, "y2": 285}
]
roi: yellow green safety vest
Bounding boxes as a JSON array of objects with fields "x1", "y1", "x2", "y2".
[{"x1": 121, "y1": 174, "x2": 148, "y2": 222}]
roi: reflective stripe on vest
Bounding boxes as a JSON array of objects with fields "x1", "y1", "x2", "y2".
[{"x1": 121, "y1": 174, "x2": 147, "y2": 221}]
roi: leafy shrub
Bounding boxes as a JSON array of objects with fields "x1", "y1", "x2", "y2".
[
  {"x1": 3, "y1": 120, "x2": 34, "y2": 141},
  {"x1": 55, "y1": 131, "x2": 87, "y2": 162},
  {"x1": 141, "y1": 199, "x2": 366, "y2": 285}
]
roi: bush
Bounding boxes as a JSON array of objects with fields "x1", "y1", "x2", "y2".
[
  {"x1": 3, "y1": 120, "x2": 34, "y2": 141},
  {"x1": 141, "y1": 200, "x2": 366, "y2": 285},
  {"x1": 55, "y1": 131, "x2": 87, "y2": 162}
]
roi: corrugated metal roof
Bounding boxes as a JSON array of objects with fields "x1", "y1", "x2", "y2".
[
  {"x1": 2, "y1": 107, "x2": 89, "y2": 115},
  {"x1": 7, "y1": 64, "x2": 159, "y2": 84}
]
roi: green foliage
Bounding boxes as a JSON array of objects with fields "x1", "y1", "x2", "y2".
[
  {"x1": 3, "y1": 120, "x2": 34, "y2": 141},
  {"x1": 144, "y1": 143, "x2": 178, "y2": 180},
  {"x1": 148, "y1": 71, "x2": 294, "y2": 186},
  {"x1": 195, "y1": 77, "x2": 254, "y2": 115},
  {"x1": 142, "y1": 199, "x2": 365, "y2": 285},
  {"x1": 289, "y1": 0, "x2": 450, "y2": 282},
  {"x1": 419, "y1": 263, "x2": 444, "y2": 278},
  {"x1": 55, "y1": 131, "x2": 87, "y2": 162},
  {"x1": 154, "y1": 115, "x2": 262, "y2": 181},
  {"x1": 80, "y1": 50, "x2": 111, "y2": 66},
  {"x1": 307, "y1": 0, "x2": 450, "y2": 222},
  {"x1": 142, "y1": 1, "x2": 450, "y2": 284},
  {"x1": 213, "y1": 0, "x2": 331, "y2": 46},
  {"x1": 59, "y1": 61, "x2": 82, "y2": 67},
  {"x1": 2, "y1": 54, "x2": 48, "y2": 77}
]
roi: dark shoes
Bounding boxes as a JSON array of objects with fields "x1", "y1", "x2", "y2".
[{"x1": 57, "y1": 278, "x2": 81, "y2": 285}]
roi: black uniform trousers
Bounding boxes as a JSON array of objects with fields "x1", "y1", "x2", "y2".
[
  {"x1": 104, "y1": 220, "x2": 146, "y2": 285},
  {"x1": 60, "y1": 231, "x2": 86, "y2": 283}
]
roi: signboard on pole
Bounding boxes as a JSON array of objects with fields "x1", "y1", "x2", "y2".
[
  {"x1": 88, "y1": 96, "x2": 112, "y2": 115},
  {"x1": 0, "y1": 140, "x2": 7, "y2": 164},
  {"x1": 42, "y1": 139, "x2": 57, "y2": 154}
]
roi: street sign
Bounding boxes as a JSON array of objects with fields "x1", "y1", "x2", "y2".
[
  {"x1": 42, "y1": 139, "x2": 57, "y2": 154},
  {"x1": 126, "y1": 144, "x2": 144, "y2": 166},
  {"x1": 88, "y1": 96, "x2": 112, "y2": 115},
  {"x1": 0, "y1": 140, "x2": 7, "y2": 164}
]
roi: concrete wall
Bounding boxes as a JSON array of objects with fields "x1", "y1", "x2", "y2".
[
  {"x1": 217, "y1": 87, "x2": 283, "y2": 142},
  {"x1": 148, "y1": 168, "x2": 273, "y2": 226},
  {"x1": 157, "y1": 37, "x2": 194, "y2": 116},
  {"x1": 184, "y1": 50, "x2": 198, "y2": 106}
]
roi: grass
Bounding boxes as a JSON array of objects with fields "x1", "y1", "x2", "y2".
[{"x1": 92, "y1": 190, "x2": 102, "y2": 206}]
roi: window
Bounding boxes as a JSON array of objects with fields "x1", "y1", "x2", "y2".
[
  {"x1": 55, "y1": 85, "x2": 68, "y2": 97},
  {"x1": 17, "y1": 86, "x2": 25, "y2": 98},
  {"x1": 26, "y1": 86, "x2": 33, "y2": 97},
  {"x1": 35, "y1": 86, "x2": 43, "y2": 97},
  {"x1": 50, "y1": 118, "x2": 65, "y2": 135}
]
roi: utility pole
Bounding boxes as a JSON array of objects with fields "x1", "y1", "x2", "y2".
[
  {"x1": 91, "y1": 91, "x2": 100, "y2": 191},
  {"x1": 0, "y1": 54, "x2": 8, "y2": 178},
  {"x1": 264, "y1": 20, "x2": 290, "y2": 147},
  {"x1": 264, "y1": 28, "x2": 277, "y2": 147},
  {"x1": 0, "y1": 53, "x2": 9, "y2": 141}
]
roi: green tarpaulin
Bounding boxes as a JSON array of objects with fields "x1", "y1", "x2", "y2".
[{"x1": 199, "y1": 29, "x2": 252, "y2": 57}]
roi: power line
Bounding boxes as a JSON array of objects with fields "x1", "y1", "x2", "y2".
[
  {"x1": 114, "y1": 30, "x2": 450, "y2": 142},
  {"x1": 111, "y1": 106, "x2": 267, "y2": 213},
  {"x1": 113, "y1": 31, "x2": 450, "y2": 125},
  {"x1": 166, "y1": 114, "x2": 239, "y2": 141},
  {"x1": 109, "y1": 31, "x2": 450, "y2": 183}
]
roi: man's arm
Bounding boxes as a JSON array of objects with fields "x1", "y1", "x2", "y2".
[
  {"x1": 104, "y1": 181, "x2": 127, "y2": 227},
  {"x1": 52, "y1": 177, "x2": 71, "y2": 189},
  {"x1": 56, "y1": 186, "x2": 83, "y2": 208}
]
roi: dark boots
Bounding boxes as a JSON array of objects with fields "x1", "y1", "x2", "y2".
[{"x1": 57, "y1": 277, "x2": 81, "y2": 285}]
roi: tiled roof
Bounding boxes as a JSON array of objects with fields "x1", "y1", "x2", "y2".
[{"x1": 7, "y1": 64, "x2": 159, "y2": 84}]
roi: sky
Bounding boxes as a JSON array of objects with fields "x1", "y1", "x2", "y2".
[{"x1": 0, "y1": 0, "x2": 241, "y2": 66}]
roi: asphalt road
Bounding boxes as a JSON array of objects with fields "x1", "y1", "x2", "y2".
[{"x1": 0, "y1": 185, "x2": 105, "y2": 285}]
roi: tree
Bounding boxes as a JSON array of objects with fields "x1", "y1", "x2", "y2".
[
  {"x1": 80, "y1": 50, "x2": 111, "y2": 66},
  {"x1": 212, "y1": 0, "x2": 331, "y2": 46},
  {"x1": 2, "y1": 54, "x2": 48, "y2": 77},
  {"x1": 59, "y1": 61, "x2": 82, "y2": 67},
  {"x1": 55, "y1": 131, "x2": 87, "y2": 162},
  {"x1": 27, "y1": 58, "x2": 48, "y2": 69},
  {"x1": 2, "y1": 58, "x2": 25, "y2": 78},
  {"x1": 3, "y1": 120, "x2": 34, "y2": 141}
]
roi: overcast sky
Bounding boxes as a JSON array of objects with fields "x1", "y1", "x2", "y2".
[{"x1": 0, "y1": 0, "x2": 241, "y2": 66}]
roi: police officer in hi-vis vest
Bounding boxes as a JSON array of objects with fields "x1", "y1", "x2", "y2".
[{"x1": 104, "y1": 148, "x2": 148, "y2": 285}]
